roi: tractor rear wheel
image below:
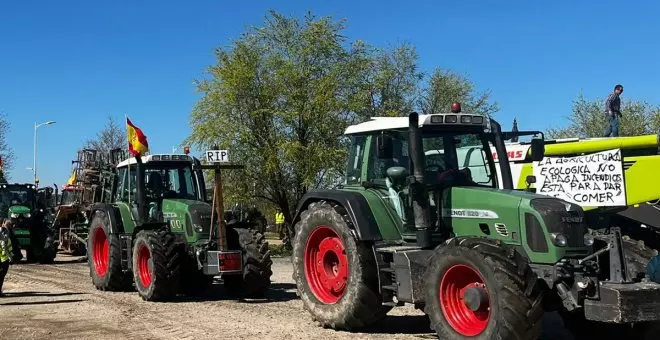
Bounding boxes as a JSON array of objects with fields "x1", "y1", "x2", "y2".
[
  {"x1": 132, "y1": 230, "x2": 182, "y2": 301},
  {"x1": 223, "y1": 227, "x2": 273, "y2": 298},
  {"x1": 292, "y1": 201, "x2": 391, "y2": 330},
  {"x1": 87, "y1": 211, "x2": 132, "y2": 291},
  {"x1": 423, "y1": 238, "x2": 543, "y2": 340}
]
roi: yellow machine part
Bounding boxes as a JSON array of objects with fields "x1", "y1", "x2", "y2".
[{"x1": 514, "y1": 134, "x2": 660, "y2": 211}]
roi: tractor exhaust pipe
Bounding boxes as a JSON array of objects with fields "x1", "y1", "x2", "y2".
[
  {"x1": 135, "y1": 156, "x2": 147, "y2": 224},
  {"x1": 408, "y1": 112, "x2": 433, "y2": 249}
]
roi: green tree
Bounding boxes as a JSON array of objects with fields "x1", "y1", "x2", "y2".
[
  {"x1": 0, "y1": 113, "x2": 15, "y2": 182},
  {"x1": 186, "y1": 11, "x2": 369, "y2": 231},
  {"x1": 187, "y1": 10, "x2": 501, "y2": 247},
  {"x1": 357, "y1": 43, "x2": 424, "y2": 118},
  {"x1": 547, "y1": 93, "x2": 660, "y2": 139},
  {"x1": 84, "y1": 116, "x2": 126, "y2": 153},
  {"x1": 418, "y1": 68, "x2": 499, "y2": 116}
]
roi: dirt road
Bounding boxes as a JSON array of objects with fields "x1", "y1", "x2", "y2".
[{"x1": 0, "y1": 254, "x2": 580, "y2": 340}]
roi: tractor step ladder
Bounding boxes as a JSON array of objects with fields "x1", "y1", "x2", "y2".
[
  {"x1": 119, "y1": 234, "x2": 133, "y2": 271},
  {"x1": 374, "y1": 247, "x2": 400, "y2": 307}
]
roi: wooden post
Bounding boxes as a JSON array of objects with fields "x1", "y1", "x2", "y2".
[{"x1": 213, "y1": 146, "x2": 227, "y2": 251}]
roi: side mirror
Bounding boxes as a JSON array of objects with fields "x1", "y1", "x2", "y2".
[
  {"x1": 386, "y1": 166, "x2": 409, "y2": 186},
  {"x1": 376, "y1": 133, "x2": 394, "y2": 159},
  {"x1": 525, "y1": 175, "x2": 536, "y2": 192},
  {"x1": 530, "y1": 137, "x2": 545, "y2": 161},
  {"x1": 526, "y1": 175, "x2": 536, "y2": 185}
]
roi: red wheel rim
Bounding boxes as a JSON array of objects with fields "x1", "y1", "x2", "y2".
[
  {"x1": 137, "y1": 244, "x2": 152, "y2": 287},
  {"x1": 92, "y1": 227, "x2": 109, "y2": 277},
  {"x1": 304, "y1": 226, "x2": 348, "y2": 304},
  {"x1": 439, "y1": 264, "x2": 491, "y2": 336}
]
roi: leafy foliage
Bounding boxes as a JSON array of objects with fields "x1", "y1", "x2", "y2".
[
  {"x1": 547, "y1": 93, "x2": 660, "y2": 139},
  {"x1": 84, "y1": 116, "x2": 126, "y2": 153},
  {"x1": 187, "y1": 10, "x2": 499, "y2": 236},
  {"x1": 419, "y1": 69, "x2": 499, "y2": 116},
  {"x1": 0, "y1": 113, "x2": 15, "y2": 182}
]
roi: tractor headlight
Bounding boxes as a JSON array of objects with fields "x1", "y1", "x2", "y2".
[
  {"x1": 10, "y1": 213, "x2": 18, "y2": 218},
  {"x1": 551, "y1": 233, "x2": 568, "y2": 247},
  {"x1": 584, "y1": 233, "x2": 595, "y2": 247},
  {"x1": 24, "y1": 213, "x2": 31, "y2": 218},
  {"x1": 194, "y1": 224, "x2": 204, "y2": 233}
]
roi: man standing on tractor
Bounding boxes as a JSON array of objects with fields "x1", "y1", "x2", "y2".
[
  {"x1": 275, "y1": 209, "x2": 284, "y2": 239},
  {"x1": 604, "y1": 84, "x2": 623, "y2": 137},
  {"x1": 0, "y1": 218, "x2": 14, "y2": 296}
]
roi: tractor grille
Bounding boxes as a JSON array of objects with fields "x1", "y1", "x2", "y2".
[
  {"x1": 11, "y1": 216, "x2": 29, "y2": 229},
  {"x1": 530, "y1": 198, "x2": 587, "y2": 248}
]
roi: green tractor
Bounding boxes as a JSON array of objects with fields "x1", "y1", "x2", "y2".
[
  {"x1": 0, "y1": 182, "x2": 57, "y2": 263},
  {"x1": 290, "y1": 103, "x2": 660, "y2": 339},
  {"x1": 86, "y1": 151, "x2": 273, "y2": 301}
]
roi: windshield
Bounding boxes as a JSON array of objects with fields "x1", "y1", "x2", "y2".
[
  {"x1": 118, "y1": 162, "x2": 202, "y2": 201},
  {"x1": 0, "y1": 185, "x2": 35, "y2": 217},
  {"x1": 369, "y1": 130, "x2": 498, "y2": 188},
  {"x1": 60, "y1": 189, "x2": 77, "y2": 205}
]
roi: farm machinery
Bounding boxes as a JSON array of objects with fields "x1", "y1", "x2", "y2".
[
  {"x1": 50, "y1": 149, "x2": 119, "y2": 256},
  {"x1": 0, "y1": 182, "x2": 57, "y2": 263},
  {"x1": 85, "y1": 148, "x2": 272, "y2": 301},
  {"x1": 290, "y1": 103, "x2": 660, "y2": 339},
  {"x1": 485, "y1": 133, "x2": 660, "y2": 247}
]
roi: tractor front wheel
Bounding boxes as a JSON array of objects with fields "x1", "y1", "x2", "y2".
[
  {"x1": 132, "y1": 230, "x2": 182, "y2": 301},
  {"x1": 292, "y1": 201, "x2": 391, "y2": 330},
  {"x1": 424, "y1": 238, "x2": 543, "y2": 340},
  {"x1": 87, "y1": 211, "x2": 132, "y2": 291},
  {"x1": 223, "y1": 227, "x2": 273, "y2": 298}
]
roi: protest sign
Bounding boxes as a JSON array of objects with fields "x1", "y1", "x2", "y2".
[{"x1": 533, "y1": 149, "x2": 626, "y2": 206}]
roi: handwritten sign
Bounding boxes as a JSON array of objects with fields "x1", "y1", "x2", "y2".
[
  {"x1": 533, "y1": 149, "x2": 626, "y2": 206},
  {"x1": 205, "y1": 150, "x2": 229, "y2": 163}
]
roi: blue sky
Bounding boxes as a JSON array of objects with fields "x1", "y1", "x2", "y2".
[{"x1": 1, "y1": 0, "x2": 659, "y2": 186}]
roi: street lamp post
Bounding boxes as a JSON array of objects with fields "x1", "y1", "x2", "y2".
[{"x1": 33, "y1": 120, "x2": 56, "y2": 185}]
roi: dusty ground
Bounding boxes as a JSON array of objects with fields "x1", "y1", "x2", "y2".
[{"x1": 0, "y1": 253, "x2": 604, "y2": 340}]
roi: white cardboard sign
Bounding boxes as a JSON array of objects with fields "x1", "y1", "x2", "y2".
[
  {"x1": 533, "y1": 149, "x2": 626, "y2": 206},
  {"x1": 205, "y1": 150, "x2": 230, "y2": 163}
]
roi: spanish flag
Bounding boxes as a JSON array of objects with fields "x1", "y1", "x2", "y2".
[
  {"x1": 67, "y1": 169, "x2": 77, "y2": 185},
  {"x1": 126, "y1": 117, "x2": 149, "y2": 156}
]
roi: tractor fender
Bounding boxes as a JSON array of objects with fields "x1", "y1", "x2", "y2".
[
  {"x1": 292, "y1": 189, "x2": 382, "y2": 241},
  {"x1": 90, "y1": 203, "x2": 124, "y2": 234}
]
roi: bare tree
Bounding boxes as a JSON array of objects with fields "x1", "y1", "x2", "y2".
[
  {"x1": 0, "y1": 113, "x2": 15, "y2": 181},
  {"x1": 84, "y1": 116, "x2": 126, "y2": 152}
]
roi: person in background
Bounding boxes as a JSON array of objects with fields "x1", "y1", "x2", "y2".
[
  {"x1": 604, "y1": 84, "x2": 624, "y2": 137},
  {"x1": 0, "y1": 218, "x2": 14, "y2": 296},
  {"x1": 275, "y1": 209, "x2": 285, "y2": 239}
]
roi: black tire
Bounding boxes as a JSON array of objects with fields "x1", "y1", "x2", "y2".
[
  {"x1": 291, "y1": 201, "x2": 392, "y2": 330},
  {"x1": 223, "y1": 227, "x2": 273, "y2": 298},
  {"x1": 25, "y1": 247, "x2": 36, "y2": 263},
  {"x1": 423, "y1": 238, "x2": 544, "y2": 340},
  {"x1": 37, "y1": 231, "x2": 57, "y2": 264},
  {"x1": 87, "y1": 210, "x2": 132, "y2": 291},
  {"x1": 131, "y1": 230, "x2": 182, "y2": 301}
]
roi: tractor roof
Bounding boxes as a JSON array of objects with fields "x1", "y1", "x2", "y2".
[
  {"x1": 116, "y1": 154, "x2": 197, "y2": 168},
  {"x1": 344, "y1": 113, "x2": 488, "y2": 135},
  {"x1": 0, "y1": 183, "x2": 36, "y2": 189}
]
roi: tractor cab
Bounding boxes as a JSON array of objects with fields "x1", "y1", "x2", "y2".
[
  {"x1": 344, "y1": 103, "x2": 545, "y2": 241},
  {"x1": 0, "y1": 183, "x2": 37, "y2": 221},
  {"x1": 114, "y1": 154, "x2": 210, "y2": 240}
]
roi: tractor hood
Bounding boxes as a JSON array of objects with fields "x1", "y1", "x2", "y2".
[
  {"x1": 9, "y1": 205, "x2": 31, "y2": 216},
  {"x1": 161, "y1": 198, "x2": 214, "y2": 239}
]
